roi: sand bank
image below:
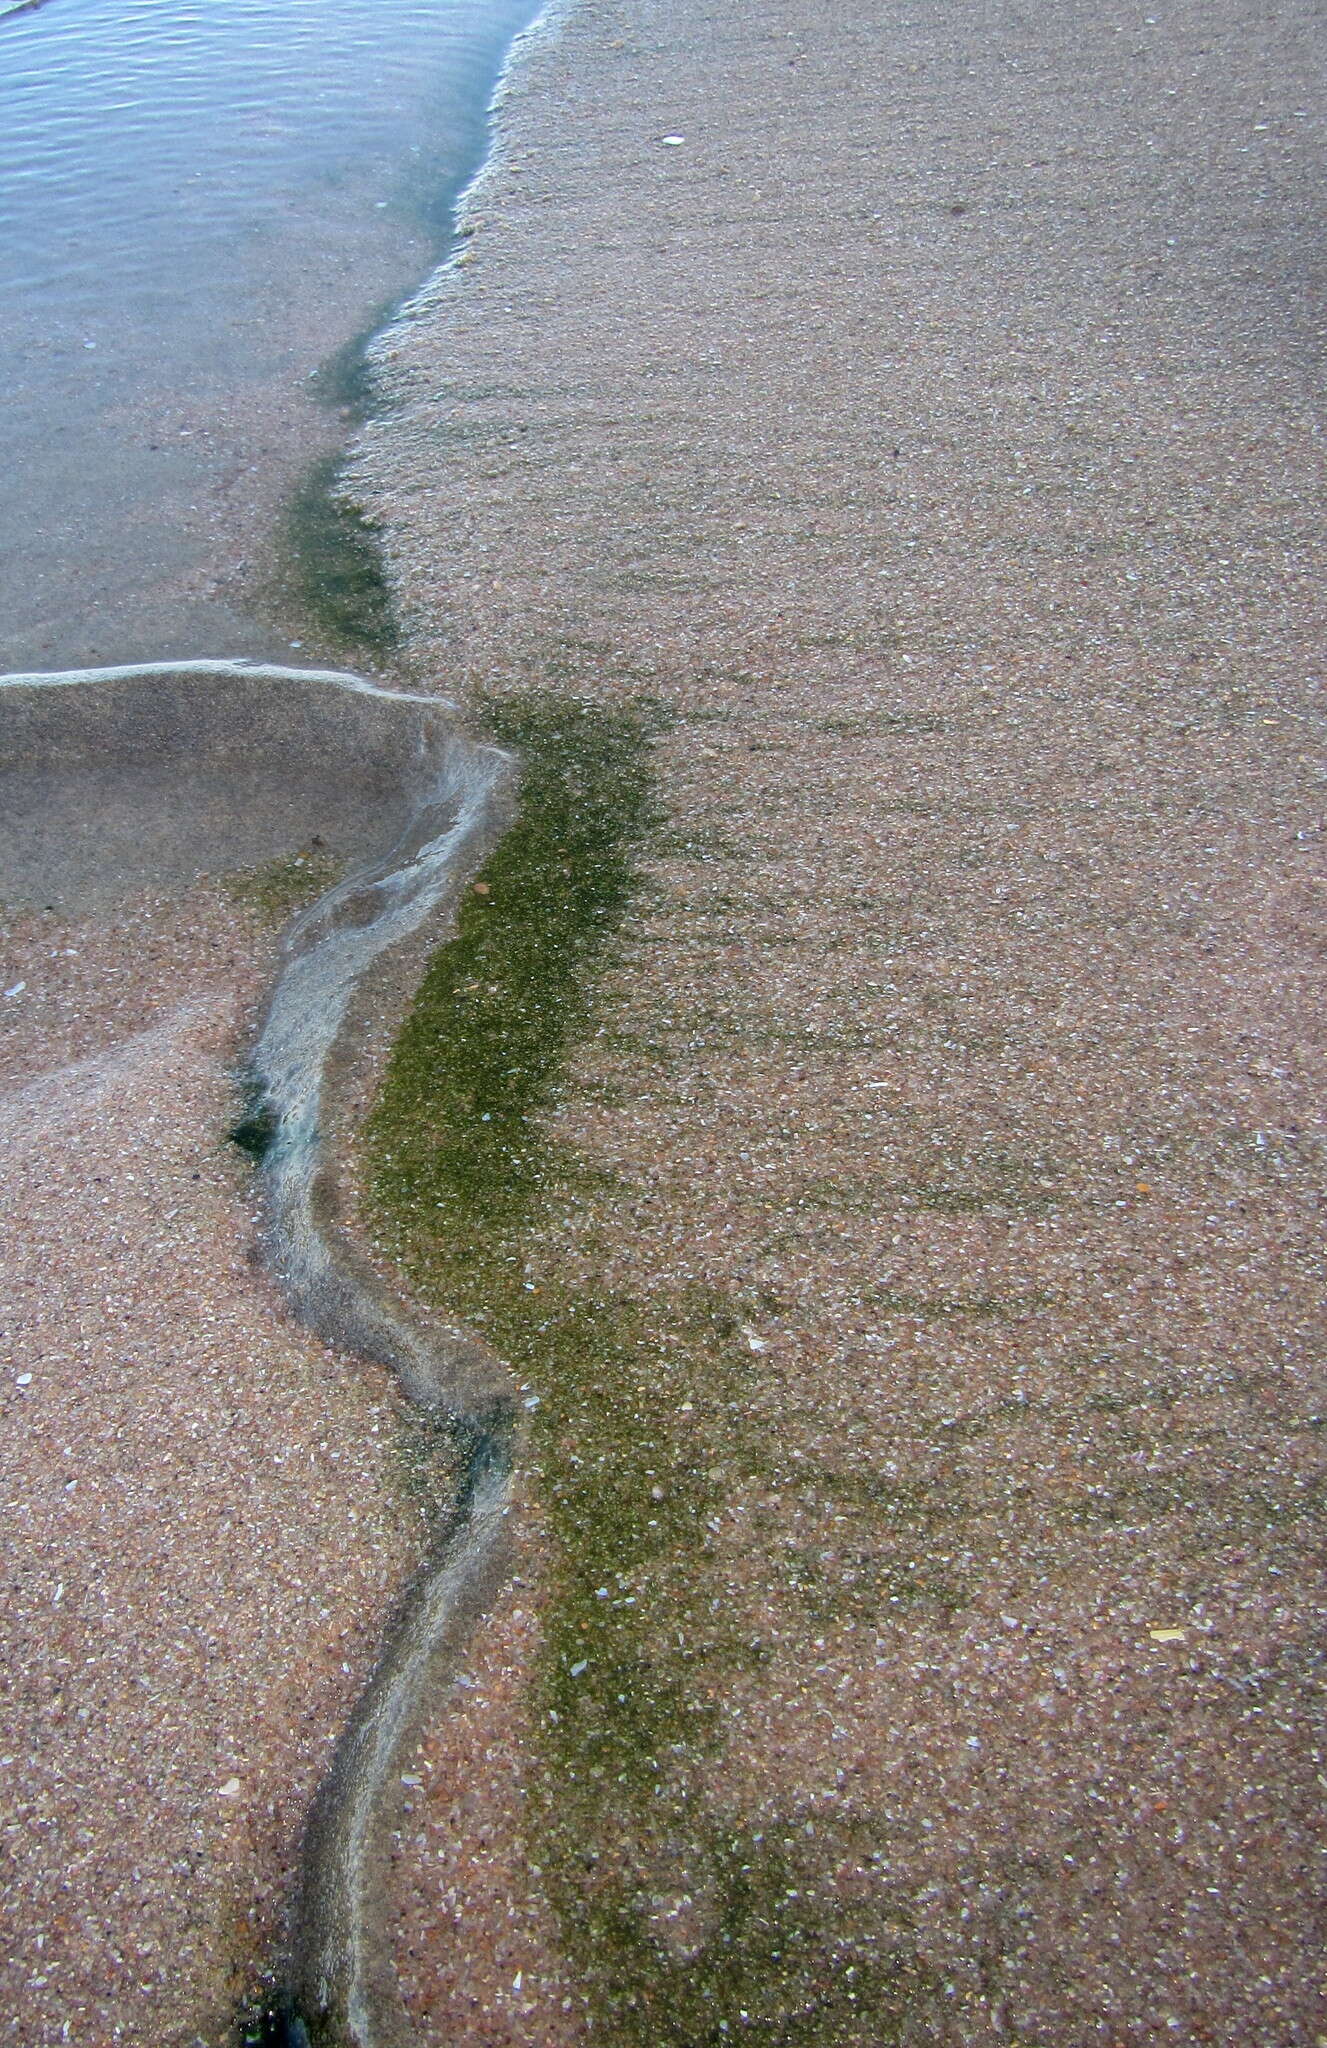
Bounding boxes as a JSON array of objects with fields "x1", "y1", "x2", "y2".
[{"x1": 347, "y1": 0, "x2": 1327, "y2": 2040}]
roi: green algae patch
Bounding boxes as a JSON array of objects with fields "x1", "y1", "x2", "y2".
[
  {"x1": 307, "y1": 303, "x2": 398, "y2": 418},
  {"x1": 364, "y1": 693, "x2": 934, "y2": 2043},
  {"x1": 367, "y1": 693, "x2": 661, "y2": 1251},
  {"x1": 229, "y1": 1070, "x2": 279, "y2": 1163},
  {"x1": 282, "y1": 455, "x2": 397, "y2": 654},
  {"x1": 224, "y1": 846, "x2": 343, "y2": 926}
]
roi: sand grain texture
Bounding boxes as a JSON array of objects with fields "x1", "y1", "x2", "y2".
[
  {"x1": 352, "y1": 0, "x2": 1326, "y2": 2040},
  {"x1": 0, "y1": 894, "x2": 430, "y2": 2044}
]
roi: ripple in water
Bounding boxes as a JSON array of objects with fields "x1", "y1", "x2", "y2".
[{"x1": 0, "y1": 0, "x2": 543, "y2": 670}]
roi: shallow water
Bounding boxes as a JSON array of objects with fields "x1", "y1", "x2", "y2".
[{"x1": 0, "y1": 0, "x2": 542, "y2": 670}]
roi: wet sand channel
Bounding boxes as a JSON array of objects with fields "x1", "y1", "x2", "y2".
[{"x1": 0, "y1": 664, "x2": 514, "y2": 2042}]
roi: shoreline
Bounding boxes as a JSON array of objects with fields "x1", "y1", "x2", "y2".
[
  {"x1": 0, "y1": 0, "x2": 546, "y2": 677},
  {"x1": 1, "y1": 0, "x2": 1323, "y2": 2040},
  {"x1": 0, "y1": 10, "x2": 575, "y2": 2032}
]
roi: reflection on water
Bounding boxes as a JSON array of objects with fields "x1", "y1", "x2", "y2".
[{"x1": 0, "y1": 0, "x2": 542, "y2": 670}]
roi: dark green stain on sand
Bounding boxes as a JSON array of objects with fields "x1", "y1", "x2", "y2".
[
  {"x1": 228, "y1": 1072, "x2": 279, "y2": 1163},
  {"x1": 368, "y1": 693, "x2": 661, "y2": 1242},
  {"x1": 231, "y1": 1986, "x2": 311, "y2": 2048},
  {"x1": 282, "y1": 454, "x2": 397, "y2": 654},
  {"x1": 363, "y1": 693, "x2": 932, "y2": 2043}
]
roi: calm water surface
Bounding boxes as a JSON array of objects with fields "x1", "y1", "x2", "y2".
[{"x1": 0, "y1": 0, "x2": 542, "y2": 669}]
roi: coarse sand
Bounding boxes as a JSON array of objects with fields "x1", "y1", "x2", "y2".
[
  {"x1": 347, "y1": 0, "x2": 1327, "y2": 2040},
  {"x1": 0, "y1": 892, "x2": 432, "y2": 2042},
  {"x1": 0, "y1": 0, "x2": 1322, "y2": 2041}
]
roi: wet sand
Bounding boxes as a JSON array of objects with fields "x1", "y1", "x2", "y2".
[
  {"x1": 0, "y1": 0, "x2": 1321, "y2": 2040},
  {"x1": 0, "y1": 656, "x2": 519, "y2": 2043},
  {"x1": 0, "y1": 889, "x2": 432, "y2": 2043},
  {"x1": 349, "y1": 0, "x2": 1327, "y2": 2040}
]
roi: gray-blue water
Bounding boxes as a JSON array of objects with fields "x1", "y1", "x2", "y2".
[{"x1": 0, "y1": 0, "x2": 543, "y2": 670}]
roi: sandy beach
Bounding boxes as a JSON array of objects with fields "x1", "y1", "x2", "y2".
[
  {"x1": 0, "y1": 0, "x2": 1322, "y2": 2041},
  {"x1": 0, "y1": 885, "x2": 445, "y2": 2043},
  {"x1": 348, "y1": 0, "x2": 1326, "y2": 2039}
]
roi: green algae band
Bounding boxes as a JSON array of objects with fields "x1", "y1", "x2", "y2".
[
  {"x1": 365, "y1": 697, "x2": 933, "y2": 2044},
  {"x1": 2, "y1": 667, "x2": 928, "y2": 2042},
  {"x1": 284, "y1": 458, "x2": 398, "y2": 655},
  {"x1": 370, "y1": 694, "x2": 660, "y2": 1249}
]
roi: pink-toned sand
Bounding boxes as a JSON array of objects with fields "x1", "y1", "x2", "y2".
[
  {"x1": 346, "y1": 0, "x2": 1327, "y2": 2038},
  {"x1": 0, "y1": 893, "x2": 429, "y2": 2043},
  {"x1": 2, "y1": 0, "x2": 1323, "y2": 2039}
]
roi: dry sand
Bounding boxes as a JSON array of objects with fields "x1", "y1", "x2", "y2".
[{"x1": 348, "y1": 0, "x2": 1327, "y2": 2040}]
